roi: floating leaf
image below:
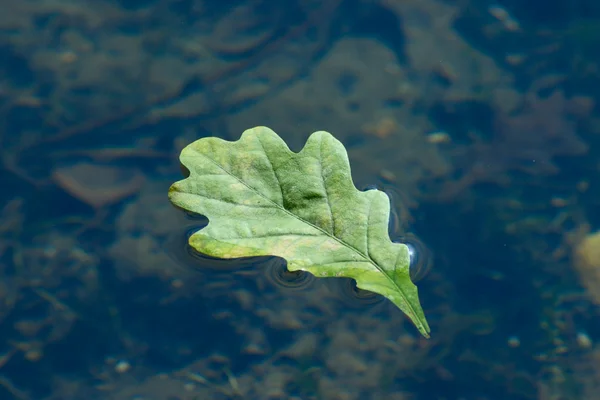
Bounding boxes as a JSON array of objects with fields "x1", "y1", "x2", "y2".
[{"x1": 168, "y1": 126, "x2": 430, "y2": 337}]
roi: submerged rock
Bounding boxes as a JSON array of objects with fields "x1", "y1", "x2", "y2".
[
  {"x1": 573, "y1": 230, "x2": 600, "y2": 305},
  {"x1": 52, "y1": 162, "x2": 145, "y2": 208}
]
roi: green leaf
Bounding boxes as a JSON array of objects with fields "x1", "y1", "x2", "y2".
[{"x1": 168, "y1": 126, "x2": 430, "y2": 337}]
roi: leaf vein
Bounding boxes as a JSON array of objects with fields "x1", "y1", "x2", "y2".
[
  {"x1": 231, "y1": 232, "x2": 322, "y2": 240},
  {"x1": 319, "y1": 137, "x2": 335, "y2": 235},
  {"x1": 255, "y1": 133, "x2": 285, "y2": 206},
  {"x1": 366, "y1": 196, "x2": 373, "y2": 259},
  {"x1": 200, "y1": 195, "x2": 273, "y2": 209}
]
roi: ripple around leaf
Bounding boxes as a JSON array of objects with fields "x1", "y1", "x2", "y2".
[
  {"x1": 165, "y1": 223, "x2": 266, "y2": 272},
  {"x1": 168, "y1": 126, "x2": 430, "y2": 337},
  {"x1": 331, "y1": 278, "x2": 386, "y2": 308},
  {"x1": 391, "y1": 233, "x2": 433, "y2": 283},
  {"x1": 266, "y1": 260, "x2": 316, "y2": 290}
]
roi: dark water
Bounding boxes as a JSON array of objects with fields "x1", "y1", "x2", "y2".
[{"x1": 1, "y1": 0, "x2": 599, "y2": 399}]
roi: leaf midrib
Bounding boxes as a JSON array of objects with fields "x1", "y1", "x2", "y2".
[{"x1": 188, "y1": 148, "x2": 422, "y2": 328}]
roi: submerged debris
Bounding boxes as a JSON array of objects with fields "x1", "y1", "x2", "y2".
[
  {"x1": 573, "y1": 230, "x2": 600, "y2": 305},
  {"x1": 51, "y1": 162, "x2": 145, "y2": 208}
]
